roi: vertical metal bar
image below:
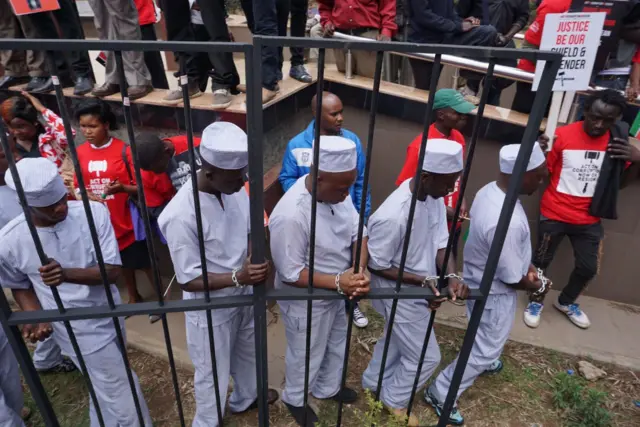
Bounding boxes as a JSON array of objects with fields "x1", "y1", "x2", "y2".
[
  {"x1": 0, "y1": 287, "x2": 59, "y2": 426},
  {"x1": 0, "y1": 123, "x2": 107, "y2": 427},
  {"x1": 406, "y1": 60, "x2": 497, "y2": 418},
  {"x1": 169, "y1": 49, "x2": 225, "y2": 426},
  {"x1": 374, "y1": 55, "x2": 442, "y2": 402},
  {"x1": 346, "y1": 49, "x2": 353, "y2": 79},
  {"x1": 109, "y1": 51, "x2": 150, "y2": 427},
  {"x1": 302, "y1": 47, "x2": 326, "y2": 427},
  {"x1": 436, "y1": 57, "x2": 561, "y2": 427},
  {"x1": 335, "y1": 50, "x2": 384, "y2": 427},
  {"x1": 246, "y1": 38, "x2": 270, "y2": 427}
]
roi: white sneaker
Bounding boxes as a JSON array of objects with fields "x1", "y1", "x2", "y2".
[
  {"x1": 458, "y1": 85, "x2": 480, "y2": 105},
  {"x1": 524, "y1": 302, "x2": 544, "y2": 328},
  {"x1": 353, "y1": 306, "x2": 368, "y2": 328},
  {"x1": 553, "y1": 300, "x2": 591, "y2": 329}
]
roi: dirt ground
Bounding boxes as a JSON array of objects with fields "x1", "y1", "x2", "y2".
[{"x1": 22, "y1": 304, "x2": 640, "y2": 427}]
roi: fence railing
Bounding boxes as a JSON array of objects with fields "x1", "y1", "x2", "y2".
[{"x1": 0, "y1": 36, "x2": 561, "y2": 427}]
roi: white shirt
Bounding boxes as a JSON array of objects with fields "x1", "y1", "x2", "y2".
[
  {"x1": 463, "y1": 182, "x2": 530, "y2": 296},
  {"x1": 158, "y1": 179, "x2": 252, "y2": 327},
  {"x1": 367, "y1": 179, "x2": 449, "y2": 321},
  {"x1": 0, "y1": 186, "x2": 22, "y2": 230},
  {"x1": 0, "y1": 201, "x2": 122, "y2": 356},
  {"x1": 269, "y1": 176, "x2": 366, "y2": 317}
]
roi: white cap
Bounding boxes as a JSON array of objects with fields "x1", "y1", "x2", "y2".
[
  {"x1": 422, "y1": 138, "x2": 464, "y2": 174},
  {"x1": 314, "y1": 135, "x2": 357, "y2": 173},
  {"x1": 200, "y1": 122, "x2": 249, "y2": 170},
  {"x1": 5, "y1": 158, "x2": 67, "y2": 208},
  {"x1": 499, "y1": 142, "x2": 545, "y2": 174}
]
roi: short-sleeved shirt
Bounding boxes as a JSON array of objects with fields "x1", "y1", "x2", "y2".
[
  {"x1": 0, "y1": 202, "x2": 122, "y2": 356},
  {"x1": 75, "y1": 138, "x2": 136, "y2": 251},
  {"x1": 269, "y1": 176, "x2": 366, "y2": 318},
  {"x1": 463, "y1": 182, "x2": 530, "y2": 296},
  {"x1": 367, "y1": 179, "x2": 449, "y2": 322},
  {"x1": 0, "y1": 186, "x2": 22, "y2": 230},
  {"x1": 158, "y1": 179, "x2": 252, "y2": 327},
  {"x1": 540, "y1": 121, "x2": 611, "y2": 225}
]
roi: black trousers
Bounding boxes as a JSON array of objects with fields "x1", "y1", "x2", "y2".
[
  {"x1": 276, "y1": 0, "x2": 308, "y2": 69},
  {"x1": 409, "y1": 26, "x2": 514, "y2": 96},
  {"x1": 140, "y1": 24, "x2": 169, "y2": 89},
  {"x1": 532, "y1": 220, "x2": 603, "y2": 305},
  {"x1": 241, "y1": 0, "x2": 281, "y2": 90},
  {"x1": 25, "y1": 0, "x2": 93, "y2": 80}
]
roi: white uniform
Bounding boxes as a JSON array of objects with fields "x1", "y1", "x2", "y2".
[
  {"x1": 432, "y1": 182, "x2": 530, "y2": 404},
  {"x1": 362, "y1": 179, "x2": 448, "y2": 408},
  {"x1": 269, "y1": 176, "x2": 366, "y2": 407},
  {"x1": 158, "y1": 179, "x2": 256, "y2": 427},
  {"x1": 0, "y1": 201, "x2": 152, "y2": 427},
  {"x1": 0, "y1": 328, "x2": 25, "y2": 427}
]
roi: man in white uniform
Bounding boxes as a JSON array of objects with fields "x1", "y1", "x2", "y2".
[
  {"x1": 425, "y1": 143, "x2": 550, "y2": 425},
  {"x1": 270, "y1": 135, "x2": 371, "y2": 426},
  {"x1": 0, "y1": 157, "x2": 153, "y2": 427},
  {"x1": 362, "y1": 139, "x2": 470, "y2": 426},
  {"x1": 0, "y1": 139, "x2": 76, "y2": 376},
  {"x1": 158, "y1": 122, "x2": 278, "y2": 427}
]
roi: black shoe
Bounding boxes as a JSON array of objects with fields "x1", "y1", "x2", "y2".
[
  {"x1": 284, "y1": 402, "x2": 318, "y2": 427},
  {"x1": 36, "y1": 357, "x2": 77, "y2": 374},
  {"x1": 73, "y1": 77, "x2": 94, "y2": 96},
  {"x1": 231, "y1": 389, "x2": 279, "y2": 414},
  {"x1": 290, "y1": 65, "x2": 312, "y2": 83},
  {"x1": 0, "y1": 75, "x2": 30, "y2": 90},
  {"x1": 30, "y1": 77, "x2": 55, "y2": 94},
  {"x1": 329, "y1": 387, "x2": 358, "y2": 404},
  {"x1": 25, "y1": 76, "x2": 49, "y2": 92}
]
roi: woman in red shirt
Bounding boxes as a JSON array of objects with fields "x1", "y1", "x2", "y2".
[{"x1": 74, "y1": 99, "x2": 153, "y2": 307}]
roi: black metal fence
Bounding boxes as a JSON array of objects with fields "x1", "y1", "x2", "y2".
[{"x1": 0, "y1": 36, "x2": 561, "y2": 427}]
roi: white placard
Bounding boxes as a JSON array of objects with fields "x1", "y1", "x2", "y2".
[{"x1": 532, "y1": 12, "x2": 606, "y2": 92}]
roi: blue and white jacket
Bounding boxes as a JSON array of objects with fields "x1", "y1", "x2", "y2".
[{"x1": 278, "y1": 120, "x2": 371, "y2": 221}]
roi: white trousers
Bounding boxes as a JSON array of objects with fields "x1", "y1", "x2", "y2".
[
  {"x1": 280, "y1": 301, "x2": 347, "y2": 407},
  {"x1": 432, "y1": 293, "x2": 517, "y2": 405},
  {"x1": 67, "y1": 338, "x2": 152, "y2": 427},
  {"x1": 33, "y1": 336, "x2": 63, "y2": 370},
  {"x1": 362, "y1": 303, "x2": 441, "y2": 409},
  {"x1": 186, "y1": 307, "x2": 257, "y2": 427},
  {"x1": 0, "y1": 330, "x2": 25, "y2": 427}
]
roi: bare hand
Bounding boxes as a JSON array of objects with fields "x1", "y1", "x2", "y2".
[
  {"x1": 459, "y1": 197, "x2": 469, "y2": 221},
  {"x1": 20, "y1": 90, "x2": 46, "y2": 113},
  {"x1": 236, "y1": 257, "x2": 270, "y2": 285},
  {"x1": 537, "y1": 134, "x2": 551, "y2": 152},
  {"x1": 38, "y1": 258, "x2": 65, "y2": 287},
  {"x1": 608, "y1": 138, "x2": 640, "y2": 162},
  {"x1": 21, "y1": 323, "x2": 53, "y2": 343},
  {"x1": 626, "y1": 85, "x2": 639, "y2": 101},
  {"x1": 376, "y1": 33, "x2": 391, "y2": 42},
  {"x1": 465, "y1": 17, "x2": 481, "y2": 26},
  {"x1": 103, "y1": 179, "x2": 124, "y2": 196},
  {"x1": 339, "y1": 269, "x2": 370, "y2": 298},
  {"x1": 323, "y1": 22, "x2": 335, "y2": 38},
  {"x1": 85, "y1": 190, "x2": 106, "y2": 203},
  {"x1": 461, "y1": 21, "x2": 477, "y2": 32},
  {"x1": 495, "y1": 33, "x2": 509, "y2": 47}
]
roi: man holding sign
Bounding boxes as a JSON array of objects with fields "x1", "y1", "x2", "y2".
[{"x1": 524, "y1": 90, "x2": 640, "y2": 330}]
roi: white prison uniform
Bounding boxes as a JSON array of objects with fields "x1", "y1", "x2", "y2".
[
  {"x1": 0, "y1": 201, "x2": 152, "y2": 427},
  {"x1": 269, "y1": 176, "x2": 366, "y2": 407},
  {"x1": 432, "y1": 182, "x2": 530, "y2": 405},
  {"x1": 362, "y1": 179, "x2": 447, "y2": 409},
  {"x1": 158, "y1": 179, "x2": 256, "y2": 427},
  {"x1": 0, "y1": 328, "x2": 25, "y2": 427},
  {"x1": 0, "y1": 185, "x2": 65, "y2": 370}
]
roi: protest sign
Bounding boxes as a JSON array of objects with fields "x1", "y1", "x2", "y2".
[
  {"x1": 9, "y1": 0, "x2": 60, "y2": 15},
  {"x1": 532, "y1": 12, "x2": 606, "y2": 92}
]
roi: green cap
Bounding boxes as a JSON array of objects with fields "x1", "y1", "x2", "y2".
[{"x1": 433, "y1": 89, "x2": 475, "y2": 114}]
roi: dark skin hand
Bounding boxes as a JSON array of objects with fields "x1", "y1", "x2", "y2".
[
  {"x1": 608, "y1": 137, "x2": 640, "y2": 162},
  {"x1": 39, "y1": 258, "x2": 121, "y2": 287},
  {"x1": 504, "y1": 264, "x2": 543, "y2": 292},
  {"x1": 183, "y1": 256, "x2": 270, "y2": 292},
  {"x1": 103, "y1": 179, "x2": 138, "y2": 196},
  {"x1": 11, "y1": 288, "x2": 54, "y2": 343},
  {"x1": 323, "y1": 22, "x2": 335, "y2": 37},
  {"x1": 376, "y1": 34, "x2": 391, "y2": 42}
]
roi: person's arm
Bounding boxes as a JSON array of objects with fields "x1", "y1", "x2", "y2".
[
  {"x1": 318, "y1": 0, "x2": 335, "y2": 34},
  {"x1": 410, "y1": 0, "x2": 463, "y2": 34},
  {"x1": 183, "y1": 256, "x2": 269, "y2": 292},
  {"x1": 352, "y1": 138, "x2": 371, "y2": 220},
  {"x1": 378, "y1": 0, "x2": 398, "y2": 40},
  {"x1": 11, "y1": 288, "x2": 53, "y2": 343},
  {"x1": 396, "y1": 143, "x2": 420, "y2": 186},
  {"x1": 278, "y1": 145, "x2": 302, "y2": 193},
  {"x1": 503, "y1": 265, "x2": 542, "y2": 291},
  {"x1": 506, "y1": 0, "x2": 530, "y2": 40},
  {"x1": 22, "y1": 90, "x2": 74, "y2": 151},
  {"x1": 492, "y1": 225, "x2": 541, "y2": 292},
  {"x1": 39, "y1": 260, "x2": 121, "y2": 287},
  {"x1": 455, "y1": 0, "x2": 474, "y2": 19}
]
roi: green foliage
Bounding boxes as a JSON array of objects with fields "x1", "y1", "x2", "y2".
[
  {"x1": 349, "y1": 390, "x2": 409, "y2": 427},
  {"x1": 552, "y1": 372, "x2": 612, "y2": 427}
]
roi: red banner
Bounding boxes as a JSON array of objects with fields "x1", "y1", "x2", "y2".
[{"x1": 10, "y1": 0, "x2": 60, "y2": 16}]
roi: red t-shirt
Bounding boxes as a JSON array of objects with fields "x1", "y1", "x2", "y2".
[
  {"x1": 541, "y1": 122, "x2": 610, "y2": 225},
  {"x1": 75, "y1": 138, "x2": 136, "y2": 251},
  {"x1": 134, "y1": 0, "x2": 156, "y2": 26},
  {"x1": 396, "y1": 124, "x2": 466, "y2": 229},
  {"x1": 518, "y1": 0, "x2": 572, "y2": 73}
]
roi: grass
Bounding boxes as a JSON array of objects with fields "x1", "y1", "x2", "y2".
[{"x1": 20, "y1": 304, "x2": 640, "y2": 426}]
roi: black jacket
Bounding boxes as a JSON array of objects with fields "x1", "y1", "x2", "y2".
[
  {"x1": 407, "y1": 0, "x2": 462, "y2": 44},
  {"x1": 456, "y1": 0, "x2": 530, "y2": 35}
]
